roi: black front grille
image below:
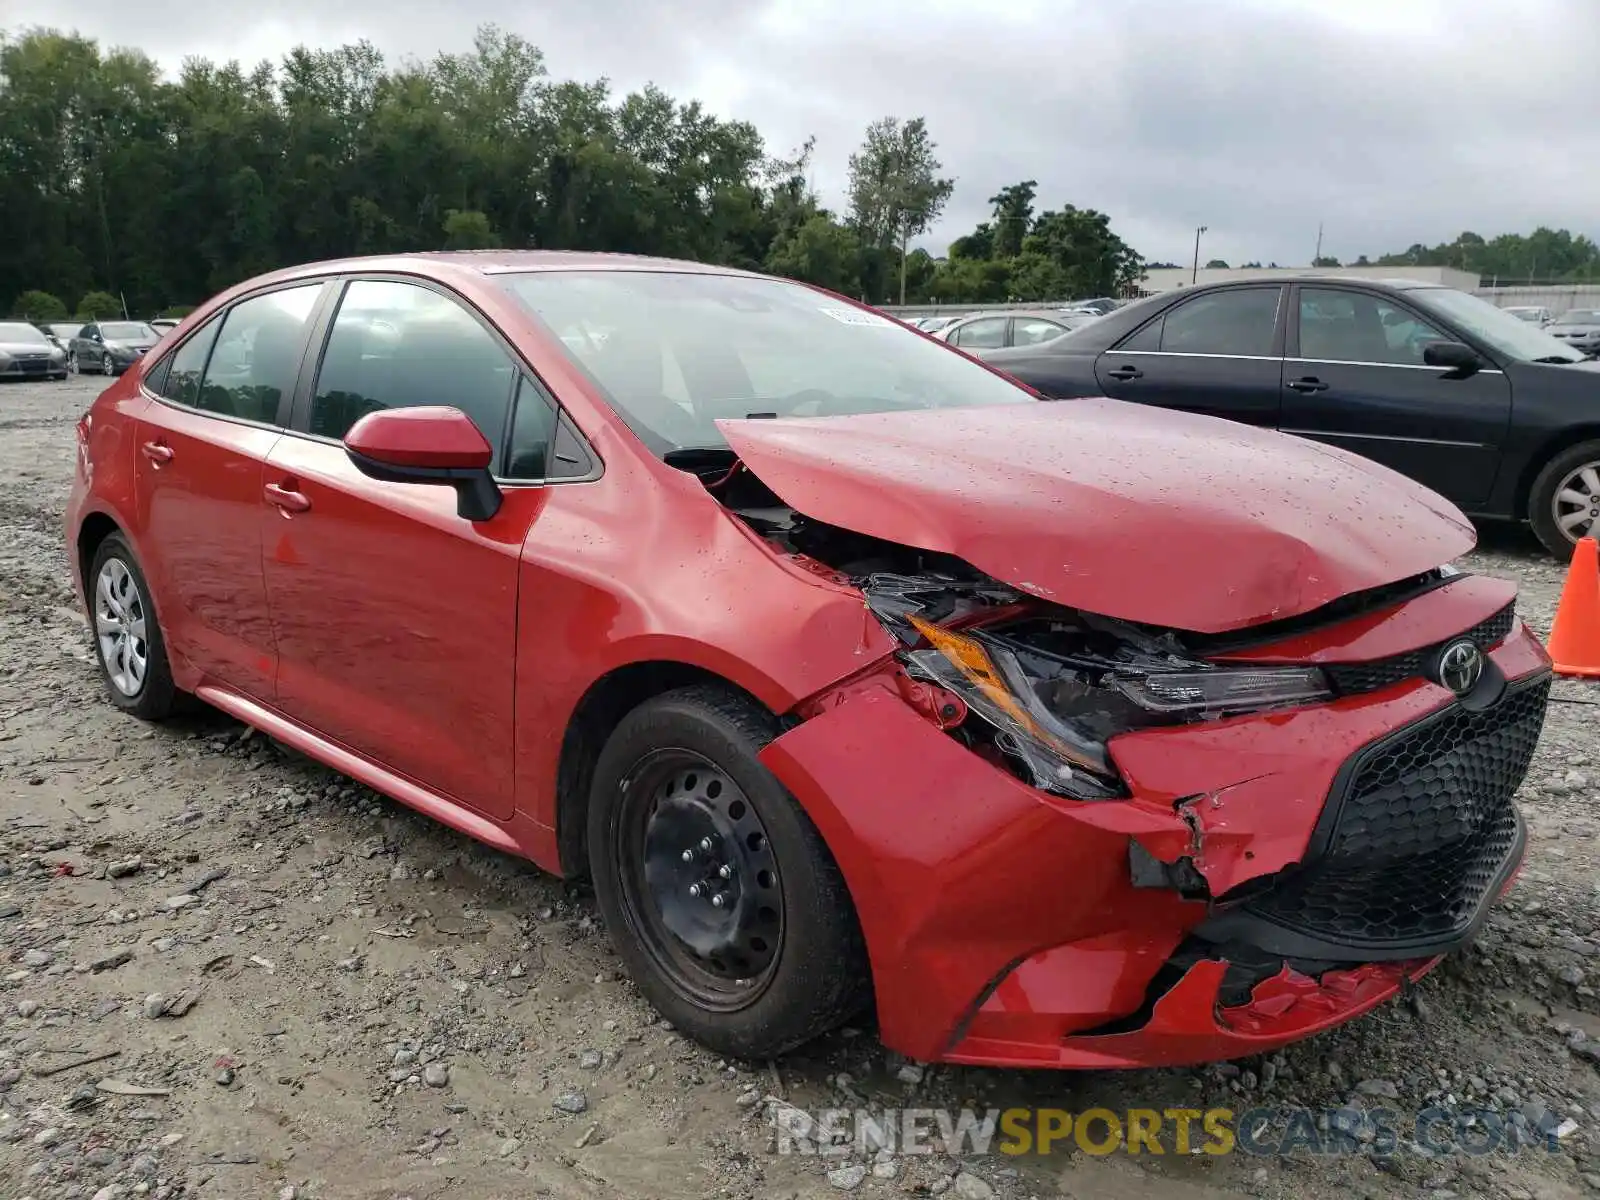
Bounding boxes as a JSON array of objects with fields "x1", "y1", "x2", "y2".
[
  {"x1": 1325, "y1": 601, "x2": 1516, "y2": 696},
  {"x1": 1240, "y1": 674, "x2": 1549, "y2": 952}
]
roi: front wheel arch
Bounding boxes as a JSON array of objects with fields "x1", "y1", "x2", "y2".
[{"x1": 1526, "y1": 436, "x2": 1600, "y2": 559}]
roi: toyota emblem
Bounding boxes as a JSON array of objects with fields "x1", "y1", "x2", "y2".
[{"x1": 1436, "y1": 639, "x2": 1484, "y2": 696}]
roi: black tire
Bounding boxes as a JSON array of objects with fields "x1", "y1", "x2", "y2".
[
  {"x1": 66, "y1": 352, "x2": 78, "y2": 376},
  {"x1": 87, "y1": 533, "x2": 180, "y2": 720},
  {"x1": 587, "y1": 684, "x2": 869, "y2": 1058},
  {"x1": 100, "y1": 351, "x2": 114, "y2": 376},
  {"x1": 1528, "y1": 438, "x2": 1600, "y2": 560}
]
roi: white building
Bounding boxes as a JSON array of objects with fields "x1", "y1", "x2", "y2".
[{"x1": 1135, "y1": 265, "x2": 1481, "y2": 296}]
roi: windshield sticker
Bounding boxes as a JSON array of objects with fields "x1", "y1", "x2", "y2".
[{"x1": 818, "y1": 307, "x2": 895, "y2": 327}]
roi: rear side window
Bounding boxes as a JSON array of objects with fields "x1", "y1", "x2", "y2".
[
  {"x1": 158, "y1": 318, "x2": 221, "y2": 407},
  {"x1": 308, "y1": 280, "x2": 517, "y2": 453},
  {"x1": 195, "y1": 284, "x2": 322, "y2": 424},
  {"x1": 1156, "y1": 287, "x2": 1282, "y2": 357}
]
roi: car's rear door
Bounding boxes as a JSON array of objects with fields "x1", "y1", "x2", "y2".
[
  {"x1": 1094, "y1": 285, "x2": 1286, "y2": 426},
  {"x1": 260, "y1": 276, "x2": 546, "y2": 820},
  {"x1": 1280, "y1": 285, "x2": 1511, "y2": 509},
  {"x1": 131, "y1": 281, "x2": 330, "y2": 699}
]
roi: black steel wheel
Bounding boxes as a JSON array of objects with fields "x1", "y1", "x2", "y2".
[
  {"x1": 618, "y1": 750, "x2": 783, "y2": 1010},
  {"x1": 587, "y1": 684, "x2": 869, "y2": 1058}
]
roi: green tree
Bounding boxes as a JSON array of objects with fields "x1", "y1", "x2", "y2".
[
  {"x1": 76, "y1": 289, "x2": 122, "y2": 317},
  {"x1": 443, "y1": 209, "x2": 500, "y2": 249},
  {"x1": 845, "y1": 116, "x2": 955, "y2": 304},
  {"x1": 12, "y1": 289, "x2": 67, "y2": 319},
  {"x1": 1205, "y1": 258, "x2": 1230, "y2": 269}
]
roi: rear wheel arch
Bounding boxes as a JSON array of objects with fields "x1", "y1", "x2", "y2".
[
  {"x1": 555, "y1": 661, "x2": 788, "y2": 879},
  {"x1": 76, "y1": 511, "x2": 123, "y2": 604}
]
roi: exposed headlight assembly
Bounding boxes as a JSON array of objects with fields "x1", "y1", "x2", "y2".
[{"x1": 900, "y1": 610, "x2": 1332, "y2": 802}]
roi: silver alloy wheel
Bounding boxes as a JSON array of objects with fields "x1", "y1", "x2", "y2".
[
  {"x1": 1551, "y1": 461, "x2": 1600, "y2": 544},
  {"x1": 66, "y1": 352, "x2": 78, "y2": 375},
  {"x1": 101, "y1": 351, "x2": 114, "y2": 375},
  {"x1": 95, "y1": 557, "x2": 148, "y2": 697}
]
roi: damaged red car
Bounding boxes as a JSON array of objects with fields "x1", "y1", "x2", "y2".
[{"x1": 65, "y1": 252, "x2": 1552, "y2": 1069}]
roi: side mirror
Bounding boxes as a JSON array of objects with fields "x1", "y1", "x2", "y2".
[
  {"x1": 1422, "y1": 340, "x2": 1482, "y2": 374},
  {"x1": 343, "y1": 406, "x2": 502, "y2": 522}
]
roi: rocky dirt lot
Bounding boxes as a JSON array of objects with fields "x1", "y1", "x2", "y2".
[{"x1": 0, "y1": 375, "x2": 1597, "y2": 1200}]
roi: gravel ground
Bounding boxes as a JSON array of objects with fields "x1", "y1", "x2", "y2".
[{"x1": 0, "y1": 375, "x2": 1597, "y2": 1200}]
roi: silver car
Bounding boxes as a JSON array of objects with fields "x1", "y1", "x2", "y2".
[
  {"x1": 67, "y1": 320, "x2": 162, "y2": 376},
  {"x1": 1547, "y1": 309, "x2": 1600, "y2": 357},
  {"x1": 0, "y1": 322, "x2": 69, "y2": 381}
]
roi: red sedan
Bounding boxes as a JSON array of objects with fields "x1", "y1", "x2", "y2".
[{"x1": 65, "y1": 252, "x2": 1551, "y2": 1069}]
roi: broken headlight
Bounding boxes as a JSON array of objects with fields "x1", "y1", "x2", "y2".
[{"x1": 902, "y1": 612, "x2": 1332, "y2": 802}]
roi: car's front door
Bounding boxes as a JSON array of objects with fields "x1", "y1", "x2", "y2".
[
  {"x1": 131, "y1": 281, "x2": 328, "y2": 699},
  {"x1": 1280, "y1": 286, "x2": 1512, "y2": 509},
  {"x1": 1094, "y1": 285, "x2": 1286, "y2": 426},
  {"x1": 260, "y1": 277, "x2": 547, "y2": 820}
]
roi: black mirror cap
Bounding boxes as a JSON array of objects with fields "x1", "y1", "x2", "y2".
[
  {"x1": 1422, "y1": 340, "x2": 1482, "y2": 373},
  {"x1": 345, "y1": 450, "x2": 503, "y2": 522}
]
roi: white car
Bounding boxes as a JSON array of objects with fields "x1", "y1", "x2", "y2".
[{"x1": 1503, "y1": 305, "x2": 1553, "y2": 326}]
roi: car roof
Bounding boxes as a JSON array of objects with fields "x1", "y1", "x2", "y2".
[{"x1": 254, "y1": 249, "x2": 763, "y2": 284}]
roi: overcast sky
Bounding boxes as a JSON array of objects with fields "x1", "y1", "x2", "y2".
[{"x1": 10, "y1": 0, "x2": 1598, "y2": 266}]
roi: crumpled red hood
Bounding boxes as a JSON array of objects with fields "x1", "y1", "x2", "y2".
[{"x1": 716, "y1": 399, "x2": 1475, "y2": 634}]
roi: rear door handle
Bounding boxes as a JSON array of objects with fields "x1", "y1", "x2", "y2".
[
  {"x1": 1106, "y1": 365, "x2": 1143, "y2": 381},
  {"x1": 264, "y1": 482, "x2": 311, "y2": 514},
  {"x1": 140, "y1": 441, "x2": 173, "y2": 465},
  {"x1": 1286, "y1": 377, "x2": 1329, "y2": 393}
]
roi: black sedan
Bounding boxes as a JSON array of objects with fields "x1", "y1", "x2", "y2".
[{"x1": 981, "y1": 277, "x2": 1600, "y2": 559}]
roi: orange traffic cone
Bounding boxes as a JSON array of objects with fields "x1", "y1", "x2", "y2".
[{"x1": 1547, "y1": 535, "x2": 1600, "y2": 678}]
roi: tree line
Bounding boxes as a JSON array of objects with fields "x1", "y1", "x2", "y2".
[
  {"x1": 4, "y1": 24, "x2": 1594, "y2": 322},
  {"x1": 0, "y1": 25, "x2": 1147, "y2": 319}
]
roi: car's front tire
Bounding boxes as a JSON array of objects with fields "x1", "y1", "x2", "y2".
[
  {"x1": 100, "y1": 351, "x2": 115, "y2": 376},
  {"x1": 88, "y1": 533, "x2": 180, "y2": 720},
  {"x1": 587, "y1": 684, "x2": 870, "y2": 1059},
  {"x1": 1529, "y1": 438, "x2": 1600, "y2": 560},
  {"x1": 66, "y1": 352, "x2": 78, "y2": 376}
]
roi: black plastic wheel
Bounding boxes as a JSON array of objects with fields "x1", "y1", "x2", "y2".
[{"x1": 587, "y1": 684, "x2": 869, "y2": 1058}]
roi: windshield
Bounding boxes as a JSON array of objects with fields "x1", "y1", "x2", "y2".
[
  {"x1": 496, "y1": 270, "x2": 1036, "y2": 453},
  {"x1": 1555, "y1": 310, "x2": 1600, "y2": 325},
  {"x1": 0, "y1": 323, "x2": 51, "y2": 343},
  {"x1": 1408, "y1": 288, "x2": 1584, "y2": 363},
  {"x1": 101, "y1": 322, "x2": 157, "y2": 341}
]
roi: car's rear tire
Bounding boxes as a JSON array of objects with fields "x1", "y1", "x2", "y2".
[
  {"x1": 88, "y1": 534, "x2": 180, "y2": 720},
  {"x1": 586, "y1": 684, "x2": 870, "y2": 1059},
  {"x1": 1529, "y1": 439, "x2": 1600, "y2": 560}
]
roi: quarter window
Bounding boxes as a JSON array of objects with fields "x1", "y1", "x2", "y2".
[
  {"x1": 1298, "y1": 288, "x2": 1449, "y2": 367},
  {"x1": 504, "y1": 376, "x2": 559, "y2": 480},
  {"x1": 194, "y1": 284, "x2": 322, "y2": 424},
  {"x1": 309, "y1": 280, "x2": 517, "y2": 456},
  {"x1": 1158, "y1": 288, "x2": 1282, "y2": 357},
  {"x1": 1013, "y1": 318, "x2": 1067, "y2": 346},
  {"x1": 158, "y1": 318, "x2": 222, "y2": 407}
]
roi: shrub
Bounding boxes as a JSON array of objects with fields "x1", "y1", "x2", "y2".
[
  {"x1": 75, "y1": 290, "x2": 122, "y2": 319},
  {"x1": 11, "y1": 290, "x2": 68, "y2": 321}
]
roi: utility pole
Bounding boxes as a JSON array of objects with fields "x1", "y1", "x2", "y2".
[
  {"x1": 1191, "y1": 226, "x2": 1208, "y2": 284},
  {"x1": 899, "y1": 214, "x2": 910, "y2": 307}
]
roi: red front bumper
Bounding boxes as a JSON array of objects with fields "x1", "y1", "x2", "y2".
[{"x1": 759, "y1": 623, "x2": 1550, "y2": 1069}]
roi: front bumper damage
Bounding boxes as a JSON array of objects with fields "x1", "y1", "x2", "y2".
[{"x1": 759, "y1": 623, "x2": 1551, "y2": 1069}]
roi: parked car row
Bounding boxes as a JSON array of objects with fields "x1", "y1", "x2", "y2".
[{"x1": 12, "y1": 319, "x2": 167, "y2": 379}]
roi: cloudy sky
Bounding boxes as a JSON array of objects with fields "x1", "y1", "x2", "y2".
[{"x1": 10, "y1": 0, "x2": 1599, "y2": 266}]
